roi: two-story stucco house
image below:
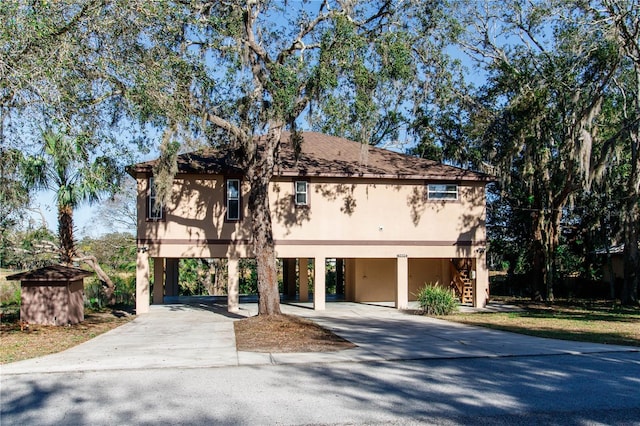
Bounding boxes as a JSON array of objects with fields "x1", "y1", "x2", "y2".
[{"x1": 128, "y1": 132, "x2": 491, "y2": 314}]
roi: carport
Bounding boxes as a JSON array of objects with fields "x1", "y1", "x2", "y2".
[{"x1": 145, "y1": 255, "x2": 482, "y2": 312}]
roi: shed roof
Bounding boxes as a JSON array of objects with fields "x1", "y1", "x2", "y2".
[
  {"x1": 128, "y1": 131, "x2": 491, "y2": 182},
  {"x1": 6, "y1": 265, "x2": 93, "y2": 282}
]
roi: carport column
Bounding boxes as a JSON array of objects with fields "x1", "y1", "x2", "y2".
[
  {"x1": 299, "y1": 258, "x2": 309, "y2": 302},
  {"x1": 153, "y1": 257, "x2": 165, "y2": 304},
  {"x1": 227, "y1": 258, "x2": 239, "y2": 313},
  {"x1": 313, "y1": 256, "x2": 326, "y2": 311},
  {"x1": 335, "y1": 258, "x2": 345, "y2": 295},
  {"x1": 284, "y1": 258, "x2": 297, "y2": 299},
  {"x1": 474, "y1": 251, "x2": 489, "y2": 308},
  {"x1": 165, "y1": 258, "x2": 180, "y2": 297},
  {"x1": 395, "y1": 254, "x2": 409, "y2": 310},
  {"x1": 136, "y1": 248, "x2": 150, "y2": 314}
]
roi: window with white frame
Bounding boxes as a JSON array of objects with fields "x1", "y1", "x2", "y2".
[
  {"x1": 226, "y1": 178, "x2": 241, "y2": 221},
  {"x1": 427, "y1": 183, "x2": 458, "y2": 200},
  {"x1": 148, "y1": 177, "x2": 164, "y2": 220},
  {"x1": 294, "y1": 180, "x2": 308, "y2": 206}
]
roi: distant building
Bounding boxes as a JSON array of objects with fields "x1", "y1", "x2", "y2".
[{"x1": 596, "y1": 244, "x2": 626, "y2": 282}]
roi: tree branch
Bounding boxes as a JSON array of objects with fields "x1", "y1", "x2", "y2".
[
  {"x1": 8, "y1": 1, "x2": 107, "y2": 71},
  {"x1": 277, "y1": 3, "x2": 334, "y2": 64},
  {"x1": 243, "y1": 2, "x2": 271, "y2": 65},
  {"x1": 205, "y1": 112, "x2": 249, "y2": 144}
]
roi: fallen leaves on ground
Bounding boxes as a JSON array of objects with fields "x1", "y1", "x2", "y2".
[
  {"x1": 0, "y1": 310, "x2": 134, "y2": 364},
  {"x1": 234, "y1": 314, "x2": 356, "y2": 353}
]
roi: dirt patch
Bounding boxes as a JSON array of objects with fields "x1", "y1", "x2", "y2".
[
  {"x1": 1, "y1": 309, "x2": 134, "y2": 364},
  {"x1": 234, "y1": 314, "x2": 356, "y2": 353}
]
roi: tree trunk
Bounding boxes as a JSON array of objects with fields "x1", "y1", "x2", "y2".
[
  {"x1": 532, "y1": 210, "x2": 555, "y2": 301},
  {"x1": 77, "y1": 254, "x2": 116, "y2": 305},
  {"x1": 601, "y1": 214, "x2": 617, "y2": 299},
  {"x1": 531, "y1": 206, "x2": 562, "y2": 302},
  {"x1": 211, "y1": 258, "x2": 227, "y2": 296},
  {"x1": 247, "y1": 127, "x2": 282, "y2": 316},
  {"x1": 621, "y1": 204, "x2": 639, "y2": 305},
  {"x1": 59, "y1": 204, "x2": 116, "y2": 305},
  {"x1": 531, "y1": 212, "x2": 546, "y2": 301},
  {"x1": 201, "y1": 259, "x2": 213, "y2": 295},
  {"x1": 58, "y1": 205, "x2": 76, "y2": 264},
  {"x1": 545, "y1": 209, "x2": 562, "y2": 302},
  {"x1": 545, "y1": 250, "x2": 555, "y2": 302}
]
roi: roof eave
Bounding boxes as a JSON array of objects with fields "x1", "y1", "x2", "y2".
[
  {"x1": 6, "y1": 266, "x2": 94, "y2": 282},
  {"x1": 127, "y1": 167, "x2": 493, "y2": 182},
  {"x1": 275, "y1": 171, "x2": 493, "y2": 181}
]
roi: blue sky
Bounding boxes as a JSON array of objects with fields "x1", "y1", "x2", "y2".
[{"x1": 30, "y1": 178, "x2": 138, "y2": 238}]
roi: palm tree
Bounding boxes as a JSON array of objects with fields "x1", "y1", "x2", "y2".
[{"x1": 22, "y1": 130, "x2": 121, "y2": 301}]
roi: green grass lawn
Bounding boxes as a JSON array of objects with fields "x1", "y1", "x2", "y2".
[{"x1": 444, "y1": 297, "x2": 640, "y2": 347}]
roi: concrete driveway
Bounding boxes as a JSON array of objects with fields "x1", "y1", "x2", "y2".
[{"x1": 2, "y1": 301, "x2": 637, "y2": 375}]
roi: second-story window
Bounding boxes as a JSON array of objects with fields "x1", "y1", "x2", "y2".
[
  {"x1": 147, "y1": 177, "x2": 164, "y2": 220},
  {"x1": 295, "y1": 180, "x2": 308, "y2": 206},
  {"x1": 226, "y1": 178, "x2": 241, "y2": 221},
  {"x1": 427, "y1": 183, "x2": 458, "y2": 201}
]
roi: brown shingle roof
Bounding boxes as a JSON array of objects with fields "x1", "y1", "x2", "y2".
[
  {"x1": 128, "y1": 131, "x2": 490, "y2": 182},
  {"x1": 6, "y1": 265, "x2": 93, "y2": 282}
]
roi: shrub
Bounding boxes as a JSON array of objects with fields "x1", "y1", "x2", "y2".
[
  {"x1": 416, "y1": 284, "x2": 458, "y2": 316},
  {"x1": 113, "y1": 274, "x2": 136, "y2": 306},
  {"x1": 84, "y1": 278, "x2": 105, "y2": 310},
  {"x1": 0, "y1": 278, "x2": 20, "y2": 307},
  {"x1": 84, "y1": 274, "x2": 136, "y2": 310}
]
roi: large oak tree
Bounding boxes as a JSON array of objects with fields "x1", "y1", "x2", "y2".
[
  {"x1": 122, "y1": 1, "x2": 425, "y2": 315},
  {"x1": 3, "y1": 1, "x2": 444, "y2": 314}
]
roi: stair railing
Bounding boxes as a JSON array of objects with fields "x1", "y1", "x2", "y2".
[{"x1": 449, "y1": 262, "x2": 465, "y2": 298}]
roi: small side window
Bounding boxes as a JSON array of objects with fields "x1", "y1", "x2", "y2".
[
  {"x1": 427, "y1": 183, "x2": 458, "y2": 201},
  {"x1": 295, "y1": 180, "x2": 308, "y2": 206},
  {"x1": 147, "y1": 177, "x2": 165, "y2": 220},
  {"x1": 226, "y1": 178, "x2": 241, "y2": 221}
]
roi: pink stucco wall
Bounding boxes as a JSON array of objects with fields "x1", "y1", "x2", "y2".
[{"x1": 20, "y1": 280, "x2": 84, "y2": 325}]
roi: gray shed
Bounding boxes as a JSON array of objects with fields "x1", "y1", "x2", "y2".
[{"x1": 7, "y1": 265, "x2": 93, "y2": 326}]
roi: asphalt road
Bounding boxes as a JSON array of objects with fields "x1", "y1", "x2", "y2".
[{"x1": 3, "y1": 351, "x2": 639, "y2": 425}]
